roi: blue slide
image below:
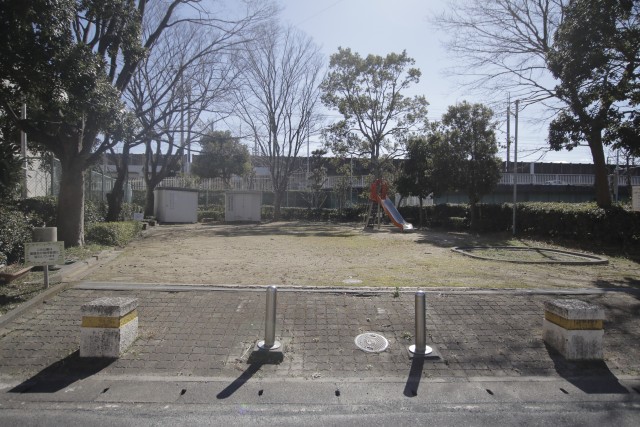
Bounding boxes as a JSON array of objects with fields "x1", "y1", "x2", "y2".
[{"x1": 379, "y1": 197, "x2": 414, "y2": 231}]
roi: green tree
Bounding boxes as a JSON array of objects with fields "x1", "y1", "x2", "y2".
[
  {"x1": 303, "y1": 149, "x2": 328, "y2": 210},
  {"x1": 0, "y1": 0, "x2": 143, "y2": 245},
  {"x1": 0, "y1": 124, "x2": 22, "y2": 202},
  {"x1": 396, "y1": 136, "x2": 436, "y2": 228},
  {"x1": 439, "y1": 102, "x2": 502, "y2": 229},
  {"x1": 192, "y1": 131, "x2": 251, "y2": 188},
  {"x1": 547, "y1": 0, "x2": 640, "y2": 208},
  {"x1": 320, "y1": 48, "x2": 429, "y2": 179}
]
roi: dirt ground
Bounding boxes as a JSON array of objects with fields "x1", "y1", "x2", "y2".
[{"x1": 84, "y1": 221, "x2": 640, "y2": 290}]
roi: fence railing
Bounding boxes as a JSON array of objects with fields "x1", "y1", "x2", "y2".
[
  {"x1": 128, "y1": 172, "x2": 640, "y2": 192},
  {"x1": 24, "y1": 159, "x2": 640, "y2": 201},
  {"x1": 498, "y1": 173, "x2": 640, "y2": 186},
  {"x1": 128, "y1": 173, "x2": 370, "y2": 192},
  {"x1": 24, "y1": 157, "x2": 120, "y2": 202}
]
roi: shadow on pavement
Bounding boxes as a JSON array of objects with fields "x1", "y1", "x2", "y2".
[
  {"x1": 9, "y1": 351, "x2": 114, "y2": 394},
  {"x1": 216, "y1": 349, "x2": 284, "y2": 400},
  {"x1": 546, "y1": 345, "x2": 629, "y2": 394},
  {"x1": 403, "y1": 357, "x2": 425, "y2": 397}
]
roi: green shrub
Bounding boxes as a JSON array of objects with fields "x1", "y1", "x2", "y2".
[
  {"x1": 131, "y1": 190, "x2": 146, "y2": 207},
  {"x1": 84, "y1": 200, "x2": 106, "y2": 225},
  {"x1": 0, "y1": 205, "x2": 33, "y2": 264},
  {"x1": 85, "y1": 221, "x2": 143, "y2": 247},
  {"x1": 119, "y1": 203, "x2": 144, "y2": 221},
  {"x1": 514, "y1": 202, "x2": 640, "y2": 247},
  {"x1": 446, "y1": 216, "x2": 468, "y2": 230},
  {"x1": 198, "y1": 208, "x2": 224, "y2": 222},
  {"x1": 260, "y1": 205, "x2": 366, "y2": 222},
  {"x1": 17, "y1": 196, "x2": 58, "y2": 227}
]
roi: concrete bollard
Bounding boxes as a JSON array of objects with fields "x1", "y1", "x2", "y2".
[
  {"x1": 409, "y1": 291, "x2": 433, "y2": 356},
  {"x1": 543, "y1": 299, "x2": 605, "y2": 360},
  {"x1": 80, "y1": 297, "x2": 139, "y2": 358},
  {"x1": 257, "y1": 285, "x2": 281, "y2": 350},
  {"x1": 32, "y1": 227, "x2": 57, "y2": 243}
]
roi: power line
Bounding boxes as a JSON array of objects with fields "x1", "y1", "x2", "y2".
[{"x1": 294, "y1": 0, "x2": 349, "y2": 27}]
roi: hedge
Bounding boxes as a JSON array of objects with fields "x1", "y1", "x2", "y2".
[
  {"x1": 0, "y1": 206, "x2": 33, "y2": 264},
  {"x1": 260, "y1": 206, "x2": 366, "y2": 222},
  {"x1": 85, "y1": 221, "x2": 143, "y2": 247},
  {"x1": 398, "y1": 202, "x2": 640, "y2": 247}
]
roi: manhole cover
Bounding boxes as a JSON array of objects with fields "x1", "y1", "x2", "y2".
[{"x1": 355, "y1": 332, "x2": 389, "y2": 353}]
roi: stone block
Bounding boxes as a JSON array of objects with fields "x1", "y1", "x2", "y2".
[
  {"x1": 80, "y1": 297, "x2": 138, "y2": 358},
  {"x1": 543, "y1": 299, "x2": 604, "y2": 360}
]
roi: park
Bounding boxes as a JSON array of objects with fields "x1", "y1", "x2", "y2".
[{"x1": 1, "y1": 0, "x2": 640, "y2": 424}]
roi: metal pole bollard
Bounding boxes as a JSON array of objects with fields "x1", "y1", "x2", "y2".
[
  {"x1": 258, "y1": 285, "x2": 281, "y2": 350},
  {"x1": 409, "y1": 291, "x2": 433, "y2": 356}
]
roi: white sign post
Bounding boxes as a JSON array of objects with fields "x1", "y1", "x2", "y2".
[{"x1": 25, "y1": 241, "x2": 65, "y2": 288}]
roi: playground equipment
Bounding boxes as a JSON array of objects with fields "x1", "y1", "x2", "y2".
[{"x1": 364, "y1": 179, "x2": 414, "y2": 231}]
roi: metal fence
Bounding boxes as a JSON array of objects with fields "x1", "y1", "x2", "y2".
[
  {"x1": 128, "y1": 172, "x2": 640, "y2": 192},
  {"x1": 128, "y1": 173, "x2": 369, "y2": 192},
  {"x1": 498, "y1": 173, "x2": 640, "y2": 186},
  {"x1": 23, "y1": 157, "x2": 640, "y2": 205},
  {"x1": 23, "y1": 157, "x2": 118, "y2": 202}
]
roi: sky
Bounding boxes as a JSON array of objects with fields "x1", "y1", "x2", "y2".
[{"x1": 278, "y1": 0, "x2": 599, "y2": 164}]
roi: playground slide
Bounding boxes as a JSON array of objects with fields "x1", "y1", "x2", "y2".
[{"x1": 379, "y1": 197, "x2": 414, "y2": 231}]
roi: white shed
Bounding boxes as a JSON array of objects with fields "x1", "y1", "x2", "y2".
[
  {"x1": 225, "y1": 191, "x2": 262, "y2": 222},
  {"x1": 154, "y1": 187, "x2": 198, "y2": 223}
]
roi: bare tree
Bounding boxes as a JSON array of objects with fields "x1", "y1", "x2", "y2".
[
  {"x1": 233, "y1": 24, "x2": 324, "y2": 220},
  {"x1": 2, "y1": 0, "x2": 277, "y2": 245},
  {"x1": 107, "y1": 1, "x2": 276, "y2": 219},
  {"x1": 436, "y1": 0, "x2": 566, "y2": 105}
]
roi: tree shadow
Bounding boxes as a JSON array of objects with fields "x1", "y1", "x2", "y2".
[
  {"x1": 592, "y1": 278, "x2": 640, "y2": 291},
  {"x1": 216, "y1": 349, "x2": 284, "y2": 400},
  {"x1": 415, "y1": 229, "x2": 515, "y2": 249},
  {"x1": 198, "y1": 221, "x2": 359, "y2": 239},
  {"x1": 9, "y1": 351, "x2": 114, "y2": 394},
  {"x1": 545, "y1": 344, "x2": 629, "y2": 394}
]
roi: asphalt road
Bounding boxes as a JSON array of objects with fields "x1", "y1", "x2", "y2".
[{"x1": 1, "y1": 376, "x2": 639, "y2": 426}]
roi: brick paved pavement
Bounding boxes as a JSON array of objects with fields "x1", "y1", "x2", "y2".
[{"x1": 1, "y1": 285, "x2": 638, "y2": 382}]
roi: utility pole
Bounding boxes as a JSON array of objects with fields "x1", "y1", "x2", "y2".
[
  {"x1": 20, "y1": 103, "x2": 27, "y2": 199},
  {"x1": 506, "y1": 94, "x2": 510, "y2": 173},
  {"x1": 614, "y1": 149, "x2": 620, "y2": 203},
  {"x1": 512, "y1": 99, "x2": 519, "y2": 236}
]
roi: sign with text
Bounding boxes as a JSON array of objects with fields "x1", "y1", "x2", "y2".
[
  {"x1": 25, "y1": 242, "x2": 65, "y2": 266},
  {"x1": 633, "y1": 186, "x2": 640, "y2": 212},
  {"x1": 133, "y1": 212, "x2": 144, "y2": 221}
]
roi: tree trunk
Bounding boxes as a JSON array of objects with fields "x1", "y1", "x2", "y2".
[
  {"x1": 588, "y1": 131, "x2": 612, "y2": 208},
  {"x1": 144, "y1": 187, "x2": 155, "y2": 218},
  {"x1": 469, "y1": 200, "x2": 477, "y2": 231},
  {"x1": 418, "y1": 196, "x2": 424, "y2": 229},
  {"x1": 57, "y1": 161, "x2": 85, "y2": 247},
  {"x1": 106, "y1": 175, "x2": 126, "y2": 222},
  {"x1": 273, "y1": 190, "x2": 282, "y2": 221},
  {"x1": 106, "y1": 145, "x2": 130, "y2": 222}
]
